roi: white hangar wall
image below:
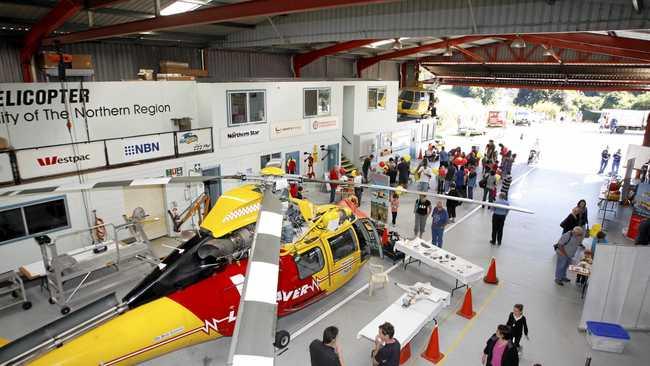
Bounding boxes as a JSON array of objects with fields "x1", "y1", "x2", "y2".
[{"x1": 0, "y1": 79, "x2": 398, "y2": 272}]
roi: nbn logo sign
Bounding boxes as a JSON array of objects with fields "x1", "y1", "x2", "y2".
[{"x1": 124, "y1": 142, "x2": 160, "y2": 156}]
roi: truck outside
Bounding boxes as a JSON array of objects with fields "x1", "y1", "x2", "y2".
[{"x1": 599, "y1": 109, "x2": 650, "y2": 134}]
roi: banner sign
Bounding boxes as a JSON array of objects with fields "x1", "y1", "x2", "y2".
[
  {"x1": 106, "y1": 133, "x2": 175, "y2": 165},
  {"x1": 0, "y1": 81, "x2": 198, "y2": 149},
  {"x1": 309, "y1": 116, "x2": 339, "y2": 133},
  {"x1": 0, "y1": 152, "x2": 12, "y2": 183},
  {"x1": 15, "y1": 141, "x2": 106, "y2": 179},
  {"x1": 270, "y1": 120, "x2": 306, "y2": 140},
  {"x1": 220, "y1": 125, "x2": 268, "y2": 147},
  {"x1": 369, "y1": 172, "x2": 390, "y2": 223},
  {"x1": 176, "y1": 128, "x2": 213, "y2": 155}
]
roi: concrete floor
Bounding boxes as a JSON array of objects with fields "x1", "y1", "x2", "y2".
[{"x1": 1, "y1": 122, "x2": 649, "y2": 366}]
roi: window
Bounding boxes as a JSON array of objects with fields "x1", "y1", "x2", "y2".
[
  {"x1": 295, "y1": 247, "x2": 325, "y2": 280},
  {"x1": 328, "y1": 229, "x2": 357, "y2": 262},
  {"x1": 304, "y1": 88, "x2": 331, "y2": 117},
  {"x1": 399, "y1": 90, "x2": 415, "y2": 102},
  {"x1": 368, "y1": 86, "x2": 386, "y2": 110},
  {"x1": 0, "y1": 197, "x2": 70, "y2": 245},
  {"x1": 228, "y1": 90, "x2": 266, "y2": 126}
]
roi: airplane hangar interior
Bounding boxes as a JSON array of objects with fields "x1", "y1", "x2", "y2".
[{"x1": 0, "y1": 1, "x2": 650, "y2": 365}]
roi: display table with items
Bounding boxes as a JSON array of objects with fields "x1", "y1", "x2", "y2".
[
  {"x1": 394, "y1": 238, "x2": 484, "y2": 296},
  {"x1": 357, "y1": 282, "x2": 450, "y2": 364},
  {"x1": 598, "y1": 178, "x2": 621, "y2": 220}
]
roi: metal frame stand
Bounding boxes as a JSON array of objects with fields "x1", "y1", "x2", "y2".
[
  {"x1": 401, "y1": 257, "x2": 467, "y2": 296},
  {"x1": 37, "y1": 221, "x2": 157, "y2": 315},
  {"x1": 0, "y1": 270, "x2": 32, "y2": 311}
]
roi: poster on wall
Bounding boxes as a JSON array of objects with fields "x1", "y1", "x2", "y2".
[
  {"x1": 106, "y1": 133, "x2": 175, "y2": 165},
  {"x1": 0, "y1": 81, "x2": 198, "y2": 150},
  {"x1": 15, "y1": 141, "x2": 106, "y2": 179},
  {"x1": 309, "y1": 116, "x2": 339, "y2": 133},
  {"x1": 270, "y1": 120, "x2": 306, "y2": 140},
  {"x1": 0, "y1": 152, "x2": 13, "y2": 182},
  {"x1": 220, "y1": 125, "x2": 268, "y2": 147},
  {"x1": 369, "y1": 172, "x2": 389, "y2": 223},
  {"x1": 176, "y1": 128, "x2": 213, "y2": 155}
]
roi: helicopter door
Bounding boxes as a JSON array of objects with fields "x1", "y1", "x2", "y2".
[
  {"x1": 293, "y1": 244, "x2": 328, "y2": 298},
  {"x1": 323, "y1": 228, "x2": 360, "y2": 291}
]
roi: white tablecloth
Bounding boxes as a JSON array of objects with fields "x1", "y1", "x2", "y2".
[
  {"x1": 395, "y1": 238, "x2": 484, "y2": 284},
  {"x1": 357, "y1": 284, "x2": 450, "y2": 346}
]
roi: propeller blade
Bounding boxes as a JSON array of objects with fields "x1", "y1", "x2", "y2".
[
  {"x1": 228, "y1": 186, "x2": 283, "y2": 366},
  {"x1": 360, "y1": 184, "x2": 534, "y2": 214},
  {"x1": 1, "y1": 176, "x2": 243, "y2": 196},
  {"x1": 299, "y1": 177, "x2": 534, "y2": 214}
]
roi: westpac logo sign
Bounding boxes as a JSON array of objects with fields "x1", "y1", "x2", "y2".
[
  {"x1": 37, "y1": 154, "x2": 91, "y2": 166},
  {"x1": 124, "y1": 142, "x2": 159, "y2": 157}
]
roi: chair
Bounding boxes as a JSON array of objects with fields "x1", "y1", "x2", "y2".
[{"x1": 368, "y1": 263, "x2": 389, "y2": 296}]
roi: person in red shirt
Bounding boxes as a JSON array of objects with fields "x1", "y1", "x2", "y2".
[{"x1": 329, "y1": 166, "x2": 340, "y2": 203}]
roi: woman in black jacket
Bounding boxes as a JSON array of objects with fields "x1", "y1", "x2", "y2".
[
  {"x1": 446, "y1": 183, "x2": 460, "y2": 223},
  {"x1": 560, "y1": 207, "x2": 580, "y2": 234},
  {"x1": 576, "y1": 199, "x2": 589, "y2": 230},
  {"x1": 482, "y1": 325, "x2": 519, "y2": 366}
]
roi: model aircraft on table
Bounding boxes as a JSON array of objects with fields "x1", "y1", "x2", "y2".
[{"x1": 0, "y1": 166, "x2": 532, "y2": 366}]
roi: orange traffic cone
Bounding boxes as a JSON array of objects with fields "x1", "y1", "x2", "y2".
[
  {"x1": 421, "y1": 324, "x2": 444, "y2": 363},
  {"x1": 483, "y1": 257, "x2": 499, "y2": 284},
  {"x1": 418, "y1": 149, "x2": 423, "y2": 160},
  {"x1": 399, "y1": 342, "x2": 412, "y2": 365},
  {"x1": 456, "y1": 287, "x2": 476, "y2": 319},
  {"x1": 382, "y1": 227, "x2": 389, "y2": 246}
]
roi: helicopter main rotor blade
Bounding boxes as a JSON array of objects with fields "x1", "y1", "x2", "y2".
[
  {"x1": 0, "y1": 175, "x2": 243, "y2": 197},
  {"x1": 300, "y1": 177, "x2": 534, "y2": 214},
  {"x1": 360, "y1": 184, "x2": 534, "y2": 214},
  {"x1": 228, "y1": 186, "x2": 283, "y2": 366}
]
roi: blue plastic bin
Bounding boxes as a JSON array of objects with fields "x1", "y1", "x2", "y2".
[{"x1": 585, "y1": 321, "x2": 630, "y2": 353}]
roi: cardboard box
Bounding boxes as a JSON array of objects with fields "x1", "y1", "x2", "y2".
[
  {"x1": 159, "y1": 65, "x2": 190, "y2": 74},
  {"x1": 71, "y1": 54, "x2": 93, "y2": 69},
  {"x1": 160, "y1": 60, "x2": 189, "y2": 68},
  {"x1": 38, "y1": 52, "x2": 72, "y2": 69},
  {"x1": 186, "y1": 68, "x2": 208, "y2": 77},
  {"x1": 38, "y1": 52, "x2": 92, "y2": 69}
]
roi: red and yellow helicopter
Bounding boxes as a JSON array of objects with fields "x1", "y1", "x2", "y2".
[
  {"x1": 0, "y1": 168, "x2": 382, "y2": 366},
  {"x1": 0, "y1": 166, "x2": 532, "y2": 366}
]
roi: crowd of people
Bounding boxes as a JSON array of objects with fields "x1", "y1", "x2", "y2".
[
  {"x1": 310, "y1": 303, "x2": 532, "y2": 366},
  {"x1": 382, "y1": 139, "x2": 516, "y2": 248}
]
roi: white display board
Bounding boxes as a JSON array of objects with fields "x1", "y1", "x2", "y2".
[
  {"x1": 106, "y1": 133, "x2": 175, "y2": 165},
  {"x1": 309, "y1": 116, "x2": 339, "y2": 133},
  {"x1": 0, "y1": 152, "x2": 12, "y2": 182},
  {"x1": 220, "y1": 124, "x2": 268, "y2": 147},
  {"x1": 0, "y1": 81, "x2": 198, "y2": 149},
  {"x1": 270, "y1": 120, "x2": 306, "y2": 140},
  {"x1": 176, "y1": 128, "x2": 213, "y2": 155},
  {"x1": 580, "y1": 244, "x2": 650, "y2": 330},
  {"x1": 624, "y1": 144, "x2": 650, "y2": 169},
  {"x1": 15, "y1": 141, "x2": 106, "y2": 179}
]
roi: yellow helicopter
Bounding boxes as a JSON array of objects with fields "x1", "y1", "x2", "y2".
[{"x1": 0, "y1": 167, "x2": 532, "y2": 365}]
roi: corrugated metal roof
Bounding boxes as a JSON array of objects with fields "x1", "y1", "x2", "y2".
[{"x1": 223, "y1": 0, "x2": 649, "y2": 48}]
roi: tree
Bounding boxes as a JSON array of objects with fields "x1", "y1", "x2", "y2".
[
  {"x1": 451, "y1": 85, "x2": 472, "y2": 97},
  {"x1": 532, "y1": 101, "x2": 561, "y2": 120},
  {"x1": 469, "y1": 87, "x2": 497, "y2": 105},
  {"x1": 601, "y1": 92, "x2": 635, "y2": 109},
  {"x1": 513, "y1": 89, "x2": 565, "y2": 107},
  {"x1": 631, "y1": 93, "x2": 650, "y2": 110}
]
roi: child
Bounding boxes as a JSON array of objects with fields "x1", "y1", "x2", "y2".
[
  {"x1": 506, "y1": 304, "x2": 529, "y2": 351},
  {"x1": 296, "y1": 186, "x2": 304, "y2": 199},
  {"x1": 390, "y1": 193, "x2": 399, "y2": 225},
  {"x1": 576, "y1": 250, "x2": 593, "y2": 285},
  {"x1": 591, "y1": 230, "x2": 607, "y2": 255}
]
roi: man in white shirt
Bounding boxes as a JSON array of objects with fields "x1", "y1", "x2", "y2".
[{"x1": 353, "y1": 171, "x2": 364, "y2": 203}]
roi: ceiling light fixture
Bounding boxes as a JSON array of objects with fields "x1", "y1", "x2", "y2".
[
  {"x1": 160, "y1": 0, "x2": 206, "y2": 16},
  {"x1": 510, "y1": 35, "x2": 526, "y2": 48}
]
